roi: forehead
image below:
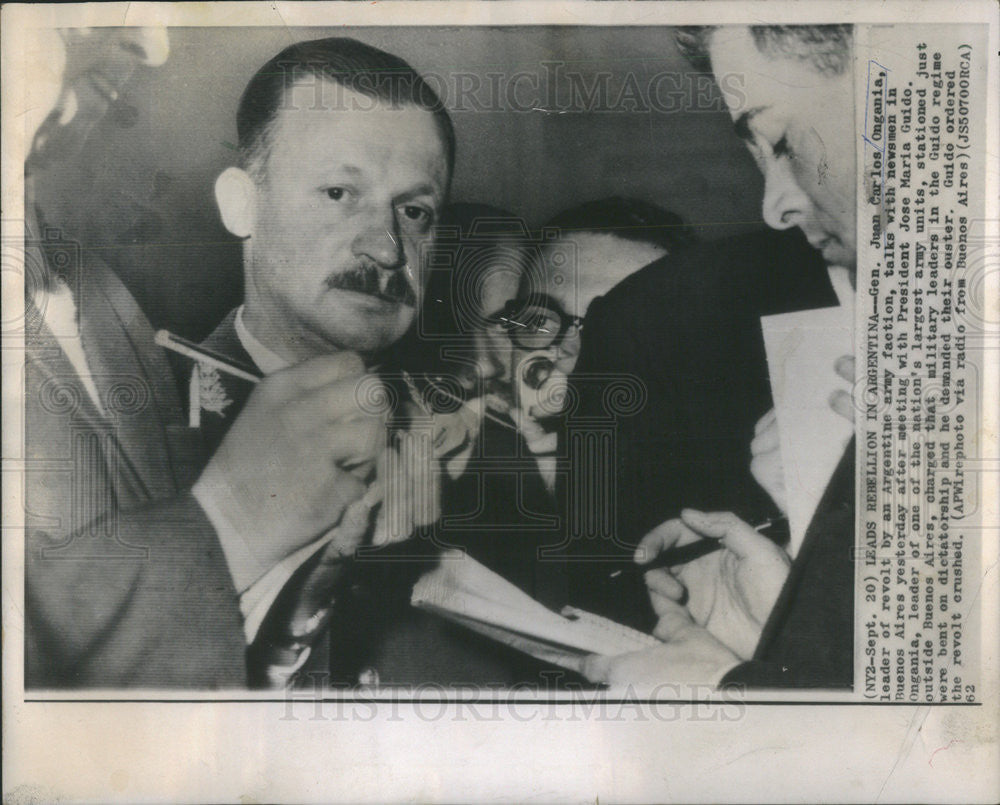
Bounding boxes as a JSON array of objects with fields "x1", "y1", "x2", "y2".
[
  {"x1": 477, "y1": 245, "x2": 526, "y2": 313},
  {"x1": 708, "y1": 27, "x2": 831, "y2": 121},
  {"x1": 266, "y1": 81, "x2": 449, "y2": 179}
]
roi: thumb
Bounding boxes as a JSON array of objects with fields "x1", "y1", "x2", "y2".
[{"x1": 680, "y1": 509, "x2": 771, "y2": 560}]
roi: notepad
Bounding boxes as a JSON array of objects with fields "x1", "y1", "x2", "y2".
[
  {"x1": 411, "y1": 551, "x2": 660, "y2": 673},
  {"x1": 760, "y1": 305, "x2": 854, "y2": 557}
]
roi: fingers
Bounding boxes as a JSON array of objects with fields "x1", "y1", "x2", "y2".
[
  {"x1": 750, "y1": 424, "x2": 779, "y2": 456},
  {"x1": 327, "y1": 414, "x2": 387, "y2": 467},
  {"x1": 829, "y1": 389, "x2": 855, "y2": 424},
  {"x1": 645, "y1": 569, "x2": 687, "y2": 609},
  {"x1": 680, "y1": 509, "x2": 773, "y2": 560},
  {"x1": 634, "y1": 518, "x2": 702, "y2": 564},
  {"x1": 322, "y1": 466, "x2": 368, "y2": 516},
  {"x1": 371, "y1": 430, "x2": 439, "y2": 546},
  {"x1": 754, "y1": 407, "x2": 776, "y2": 436},
  {"x1": 830, "y1": 355, "x2": 856, "y2": 423},
  {"x1": 651, "y1": 596, "x2": 696, "y2": 642},
  {"x1": 512, "y1": 409, "x2": 558, "y2": 454},
  {"x1": 432, "y1": 411, "x2": 468, "y2": 459},
  {"x1": 646, "y1": 570, "x2": 687, "y2": 617},
  {"x1": 834, "y1": 354, "x2": 855, "y2": 384},
  {"x1": 749, "y1": 448, "x2": 787, "y2": 515},
  {"x1": 319, "y1": 496, "x2": 375, "y2": 562}
]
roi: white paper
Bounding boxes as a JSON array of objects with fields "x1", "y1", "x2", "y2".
[{"x1": 761, "y1": 306, "x2": 854, "y2": 556}]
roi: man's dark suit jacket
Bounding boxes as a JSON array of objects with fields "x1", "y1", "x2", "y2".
[
  {"x1": 25, "y1": 250, "x2": 246, "y2": 688},
  {"x1": 195, "y1": 310, "x2": 563, "y2": 688},
  {"x1": 562, "y1": 228, "x2": 841, "y2": 635}
]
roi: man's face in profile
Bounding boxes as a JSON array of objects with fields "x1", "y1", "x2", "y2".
[
  {"x1": 709, "y1": 27, "x2": 856, "y2": 269},
  {"x1": 245, "y1": 81, "x2": 449, "y2": 357},
  {"x1": 27, "y1": 28, "x2": 170, "y2": 168},
  {"x1": 469, "y1": 250, "x2": 524, "y2": 398}
]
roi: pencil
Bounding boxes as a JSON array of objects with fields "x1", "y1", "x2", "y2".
[
  {"x1": 607, "y1": 515, "x2": 788, "y2": 580},
  {"x1": 422, "y1": 375, "x2": 519, "y2": 433},
  {"x1": 155, "y1": 329, "x2": 263, "y2": 383}
]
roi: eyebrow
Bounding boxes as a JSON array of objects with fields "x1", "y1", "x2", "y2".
[
  {"x1": 733, "y1": 106, "x2": 770, "y2": 142},
  {"x1": 324, "y1": 166, "x2": 442, "y2": 202},
  {"x1": 396, "y1": 183, "x2": 443, "y2": 203}
]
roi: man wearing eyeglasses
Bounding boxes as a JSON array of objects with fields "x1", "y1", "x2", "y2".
[{"x1": 495, "y1": 198, "x2": 695, "y2": 454}]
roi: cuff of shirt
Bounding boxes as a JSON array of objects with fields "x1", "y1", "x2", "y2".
[
  {"x1": 192, "y1": 475, "x2": 269, "y2": 594},
  {"x1": 239, "y1": 536, "x2": 332, "y2": 643}
]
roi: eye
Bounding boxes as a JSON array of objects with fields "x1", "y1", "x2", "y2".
[
  {"x1": 398, "y1": 204, "x2": 434, "y2": 233},
  {"x1": 325, "y1": 187, "x2": 347, "y2": 201},
  {"x1": 402, "y1": 205, "x2": 431, "y2": 223}
]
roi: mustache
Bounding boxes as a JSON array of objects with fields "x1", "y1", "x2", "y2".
[{"x1": 326, "y1": 263, "x2": 417, "y2": 307}]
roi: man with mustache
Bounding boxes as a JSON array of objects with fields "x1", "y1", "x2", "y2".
[
  {"x1": 195, "y1": 37, "x2": 450, "y2": 453},
  {"x1": 22, "y1": 28, "x2": 403, "y2": 689},
  {"x1": 190, "y1": 37, "x2": 457, "y2": 685}
]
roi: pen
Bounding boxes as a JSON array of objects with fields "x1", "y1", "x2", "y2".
[
  {"x1": 155, "y1": 329, "x2": 263, "y2": 383},
  {"x1": 606, "y1": 515, "x2": 788, "y2": 580},
  {"x1": 421, "y1": 375, "x2": 520, "y2": 434}
]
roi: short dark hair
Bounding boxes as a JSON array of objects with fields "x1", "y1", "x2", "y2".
[
  {"x1": 675, "y1": 25, "x2": 853, "y2": 76},
  {"x1": 542, "y1": 196, "x2": 696, "y2": 253},
  {"x1": 236, "y1": 36, "x2": 455, "y2": 179}
]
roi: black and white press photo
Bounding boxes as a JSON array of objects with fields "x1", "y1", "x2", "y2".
[{"x1": 3, "y1": 3, "x2": 997, "y2": 803}]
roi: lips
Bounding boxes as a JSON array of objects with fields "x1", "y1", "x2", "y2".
[{"x1": 326, "y1": 264, "x2": 417, "y2": 307}]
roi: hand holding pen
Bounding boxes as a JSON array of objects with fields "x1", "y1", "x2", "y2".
[
  {"x1": 625, "y1": 509, "x2": 792, "y2": 660},
  {"x1": 607, "y1": 512, "x2": 787, "y2": 579}
]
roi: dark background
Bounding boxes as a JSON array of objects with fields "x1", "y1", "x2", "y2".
[{"x1": 33, "y1": 26, "x2": 766, "y2": 340}]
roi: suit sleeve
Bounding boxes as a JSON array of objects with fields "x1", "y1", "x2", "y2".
[{"x1": 26, "y1": 492, "x2": 248, "y2": 689}]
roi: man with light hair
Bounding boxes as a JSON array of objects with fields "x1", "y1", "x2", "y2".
[{"x1": 21, "y1": 30, "x2": 419, "y2": 688}]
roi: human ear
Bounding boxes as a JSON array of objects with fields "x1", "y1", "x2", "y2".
[{"x1": 214, "y1": 166, "x2": 256, "y2": 239}]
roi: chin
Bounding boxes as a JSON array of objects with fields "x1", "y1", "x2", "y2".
[{"x1": 323, "y1": 310, "x2": 413, "y2": 354}]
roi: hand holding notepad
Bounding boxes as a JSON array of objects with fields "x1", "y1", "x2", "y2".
[
  {"x1": 760, "y1": 305, "x2": 854, "y2": 557},
  {"x1": 412, "y1": 551, "x2": 660, "y2": 673}
]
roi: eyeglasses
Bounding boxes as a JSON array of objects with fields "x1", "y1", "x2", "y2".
[{"x1": 492, "y1": 295, "x2": 584, "y2": 351}]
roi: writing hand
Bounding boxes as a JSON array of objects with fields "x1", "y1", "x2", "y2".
[
  {"x1": 371, "y1": 424, "x2": 440, "y2": 546},
  {"x1": 636, "y1": 509, "x2": 790, "y2": 659},
  {"x1": 582, "y1": 596, "x2": 740, "y2": 691},
  {"x1": 194, "y1": 352, "x2": 387, "y2": 589}
]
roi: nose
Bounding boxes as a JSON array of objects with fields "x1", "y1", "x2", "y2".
[
  {"x1": 761, "y1": 157, "x2": 810, "y2": 231},
  {"x1": 353, "y1": 209, "x2": 406, "y2": 270},
  {"x1": 475, "y1": 353, "x2": 499, "y2": 382},
  {"x1": 555, "y1": 324, "x2": 581, "y2": 367}
]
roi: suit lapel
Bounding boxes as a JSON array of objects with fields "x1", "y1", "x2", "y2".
[
  {"x1": 77, "y1": 257, "x2": 180, "y2": 499},
  {"x1": 194, "y1": 309, "x2": 259, "y2": 455},
  {"x1": 25, "y1": 315, "x2": 110, "y2": 437}
]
